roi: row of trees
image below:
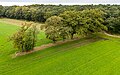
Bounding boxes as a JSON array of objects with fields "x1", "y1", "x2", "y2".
[
  {"x1": 45, "y1": 9, "x2": 107, "y2": 42},
  {"x1": 10, "y1": 9, "x2": 107, "y2": 51},
  {"x1": 0, "y1": 5, "x2": 78, "y2": 22}
]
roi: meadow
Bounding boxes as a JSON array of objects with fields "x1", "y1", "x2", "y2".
[{"x1": 0, "y1": 19, "x2": 120, "y2": 75}]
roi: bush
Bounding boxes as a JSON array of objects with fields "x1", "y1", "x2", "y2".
[{"x1": 10, "y1": 23, "x2": 38, "y2": 52}]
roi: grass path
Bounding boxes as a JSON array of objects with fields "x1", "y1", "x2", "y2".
[{"x1": 104, "y1": 32, "x2": 120, "y2": 38}]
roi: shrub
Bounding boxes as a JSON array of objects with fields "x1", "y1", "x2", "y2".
[{"x1": 10, "y1": 23, "x2": 38, "y2": 52}]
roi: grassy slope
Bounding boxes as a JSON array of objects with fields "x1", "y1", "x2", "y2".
[{"x1": 0, "y1": 20, "x2": 120, "y2": 75}]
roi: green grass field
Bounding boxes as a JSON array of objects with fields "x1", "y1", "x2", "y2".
[{"x1": 0, "y1": 20, "x2": 120, "y2": 75}]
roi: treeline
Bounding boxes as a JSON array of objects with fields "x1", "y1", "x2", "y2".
[{"x1": 0, "y1": 4, "x2": 120, "y2": 34}]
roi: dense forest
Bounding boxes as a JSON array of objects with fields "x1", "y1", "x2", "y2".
[{"x1": 0, "y1": 4, "x2": 120, "y2": 34}]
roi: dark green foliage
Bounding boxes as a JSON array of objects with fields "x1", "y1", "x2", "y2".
[
  {"x1": 45, "y1": 16, "x2": 65, "y2": 43},
  {"x1": 80, "y1": 9, "x2": 108, "y2": 34},
  {"x1": 106, "y1": 17, "x2": 120, "y2": 34},
  {"x1": 45, "y1": 9, "x2": 107, "y2": 42},
  {"x1": 0, "y1": 5, "x2": 3, "y2": 17},
  {"x1": 60, "y1": 9, "x2": 107, "y2": 39},
  {"x1": 0, "y1": 4, "x2": 120, "y2": 34},
  {"x1": 10, "y1": 23, "x2": 38, "y2": 52},
  {"x1": 60, "y1": 11, "x2": 80, "y2": 39}
]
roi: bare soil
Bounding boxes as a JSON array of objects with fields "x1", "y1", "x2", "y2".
[
  {"x1": 0, "y1": 18, "x2": 45, "y2": 27},
  {"x1": 12, "y1": 38, "x2": 80, "y2": 58},
  {"x1": 12, "y1": 37, "x2": 102, "y2": 58}
]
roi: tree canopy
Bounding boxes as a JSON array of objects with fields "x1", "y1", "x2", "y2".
[{"x1": 45, "y1": 9, "x2": 108, "y2": 42}]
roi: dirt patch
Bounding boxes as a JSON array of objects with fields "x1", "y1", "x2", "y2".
[
  {"x1": 12, "y1": 38, "x2": 80, "y2": 58},
  {"x1": 12, "y1": 37, "x2": 103, "y2": 58},
  {"x1": 0, "y1": 18, "x2": 45, "y2": 27}
]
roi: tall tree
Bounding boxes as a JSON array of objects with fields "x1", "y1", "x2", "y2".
[
  {"x1": 45, "y1": 16, "x2": 65, "y2": 43},
  {"x1": 106, "y1": 17, "x2": 120, "y2": 34},
  {"x1": 79, "y1": 9, "x2": 107, "y2": 34},
  {"x1": 60, "y1": 11, "x2": 80, "y2": 39}
]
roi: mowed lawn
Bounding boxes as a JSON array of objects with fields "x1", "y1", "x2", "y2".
[{"x1": 0, "y1": 20, "x2": 120, "y2": 75}]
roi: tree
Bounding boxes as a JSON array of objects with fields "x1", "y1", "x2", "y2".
[
  {"x1": 14, "y1": 6, "x2": 23, "y2": 19},
  {"x1": 31, "y1": 9, "x2": 45, "y2": 22},
  {"x1": 59, "y1": 11, "x2": 80, "y2": 39},
  {"x1": 10, "y1": 23, "x2": 38, "y2": 52},
  {"x1": 79, "y1": 9, "x2": 107, "y2": 35},
  {"x1": 0, "y1": 5, "x2": 3, "y2": 17},
  {"x1": 106, "y1": 17, "x2": 120, "y2": 34},
  {"x1": 22, "y1": 7, "x2": 31, "y2": 20},
  {"x1": 60, "y1": 9, "x2": 107, "y2": 38},
  {"x1": 45, "y1": 16, "x2": 66, "y2": 43},
  {"x1": 58, "y1": 26, "x2": 71, "y2": 41}
]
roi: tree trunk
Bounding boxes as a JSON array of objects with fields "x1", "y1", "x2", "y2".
[
  {"x1": 70, "y1": 33, "x2": 74, "y2": 39},
  {"x1": 53, "y1": 38, "x2": 56, "y2": 43}
]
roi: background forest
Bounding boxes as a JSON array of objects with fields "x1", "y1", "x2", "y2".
[{"x1": 0, "y1": 4, "x2": 120, "y2": 34}]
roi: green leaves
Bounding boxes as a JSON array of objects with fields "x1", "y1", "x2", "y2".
[
  {"x1": 10, "y1": 23, "x2": 38, "y2": 52},
  {"x1": 106, "y1": 17, "x2": 120, "y2": 34},
  {"x1": 45, "y1": 16, "x2": 64, "y2": 42},
  {"x1": 46, "y1": 16, "x2": 63, "y2": 27},
  {"x1": 80, "y1": 9, "x2": 107, "y2": 34},
  {"x1": 46, "y1": 9, "x2": 108, "y2": 41}
]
